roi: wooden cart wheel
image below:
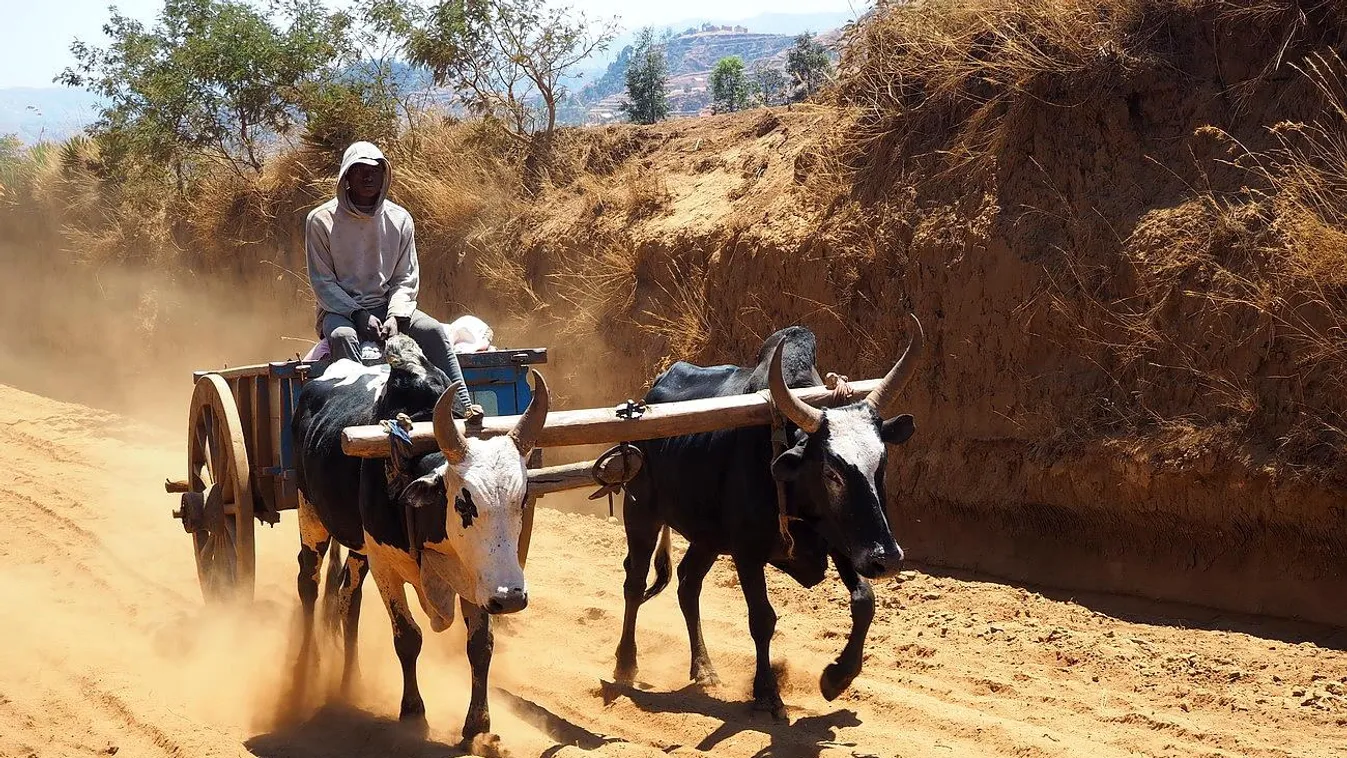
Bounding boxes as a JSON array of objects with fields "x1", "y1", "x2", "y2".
[{"x1": 187, "y1": 374, "x2": 255, "y2": 604}]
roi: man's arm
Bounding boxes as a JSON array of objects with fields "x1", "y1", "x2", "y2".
[
  {"x1": 386, "y1": 213, "x2": 420, "y2": 321},
  {"x1": 305, "y1": 210, "x2": 364, "y2": 319}
]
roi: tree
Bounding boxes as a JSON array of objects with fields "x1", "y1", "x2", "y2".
[
  {"x1": 407, "y1": 0, "x2": 619, "y2": 139},
  {"x1": 299, "y1": 0, "x2": 431, "y2": 156},
  {"x1": 58, "y1": 0, "x2": 349, "y2": 183},
  {"x1": 709, "y1": 56, "x2": 750, "y2": 114},
  {"x1": 619, "y1": 27, "x2": 669, "y2": 125},
  {"x1": 750, "y1": 61, "x2": 787, "y2": 107},
  {"x1": 787, "y1": 32, "x2": 833, "y2": 99}
]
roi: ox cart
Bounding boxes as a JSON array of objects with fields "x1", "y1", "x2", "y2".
[
  {"x1": 165, "y1": 343, "x2": 893, "y2": 604},
  {"x1": 165, "y1": 347, "x2": 552, "y2": 603}
]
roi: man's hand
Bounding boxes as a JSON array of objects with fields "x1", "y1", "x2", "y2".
[
  {"x1": 352, "y1": 309, "x2": 382, "y2": 342},
  {"x1": 381, "y1": 316, "x2": 400, "y2": 339}
]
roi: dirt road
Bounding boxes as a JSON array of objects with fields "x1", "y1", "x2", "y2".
[{"x1": 1, "y1": 381, "x2": 1344, "y2": 758}]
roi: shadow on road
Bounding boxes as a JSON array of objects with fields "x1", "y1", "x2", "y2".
[
  {"x1": 245, "y1": 704, "x2": 465, "y2": 758},
  {"x1": 600, "y1": 679, "x2": 863, "y2": 758}
]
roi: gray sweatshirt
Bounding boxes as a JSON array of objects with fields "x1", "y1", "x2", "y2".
[{"x1": 305, "y1": 141, "x2": 420, "y2": 329}]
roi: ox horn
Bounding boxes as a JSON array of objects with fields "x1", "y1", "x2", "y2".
[
  {"x1": 769, "y1": 340, "x2": 823, "y2": 434},
  {"x1": 863, "y1": 312, "x2": 925, "y2": 417},
  {"x1": 433, "y1": 382, "x2": 470, "y2": 464},
  {"x1": 507, "y1": 370, "x2": 550, "y2": 454}
]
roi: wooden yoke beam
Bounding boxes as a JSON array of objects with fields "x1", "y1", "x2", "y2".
[{"x1": 340, "y1": 379, "x2": 882, "y2": 458}]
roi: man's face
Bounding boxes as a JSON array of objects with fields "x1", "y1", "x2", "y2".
[{"x1": 346, "y1": 161, "x2": 385, "y2": 205}]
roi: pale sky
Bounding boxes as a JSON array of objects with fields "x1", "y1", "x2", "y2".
[{"x1": 1, "y1": 0, "x2": 867, "y2": 89}]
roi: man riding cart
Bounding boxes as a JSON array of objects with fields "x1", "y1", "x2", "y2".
[{"x1": 304, "y1": 139, "x2": 484, "y2": 422}]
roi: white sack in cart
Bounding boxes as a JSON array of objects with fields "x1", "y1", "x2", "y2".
[{"x1": 444, "y1": 315, "x2": 494, "y2": 353}]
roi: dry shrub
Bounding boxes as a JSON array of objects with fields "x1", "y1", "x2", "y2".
[
  {"x1": 831, "y1": 0, "x2": 1342, "y2": 188},
  {"x1": 622, "y1": 166, "x2": 671, "y2": 219},
  {"x1": 636, "y1": 257, "x2": 725, "y2": 371},
  {"x1": 547, "y1": 234, "x2": 640, "y2": 336}
]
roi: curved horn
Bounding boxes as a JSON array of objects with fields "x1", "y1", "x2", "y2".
[
  {"x1": 769, "y1": 340, "x2": 823, "y2": 434},
  {"x1": 863, "y1": 312, "x2": 925, "y2": 417},
  {"x1": 507, "y1": 370, "x2": 550, "y2": 454},
  {"x1": 433, "y1": 382, "x2": 469, "y2": 464}
]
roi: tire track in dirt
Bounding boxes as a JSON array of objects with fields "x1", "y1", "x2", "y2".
[{"x1": 1, "y1": 382, "x2": 1345, "y2": 758}]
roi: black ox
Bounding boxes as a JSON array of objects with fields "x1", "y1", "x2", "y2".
[
  {"x1": 615, "y1": 315, "x2": 923, "y2": 716},
  {"x1": 291, "y1": 334, "x2": 549, "y2": 751}
]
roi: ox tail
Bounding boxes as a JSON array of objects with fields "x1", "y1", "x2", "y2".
[
  {"x1": 321, "y1": 539, "x2": 343, "y2": 616},
  {"x1": 643, "y1": 525, "x2": 673, "y2": 602}
]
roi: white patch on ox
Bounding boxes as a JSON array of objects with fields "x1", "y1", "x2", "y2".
[
  {"x1": 823, "y1": 406, "x2": 885, "y2": 487},
  {"x1": 313, "y1": 358, "x2": 390, "y2": 394},
  {"x1": 421, "y1": 435, "x2": 528, "y2": 611}
]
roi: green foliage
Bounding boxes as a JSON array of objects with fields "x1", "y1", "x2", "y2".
[
  {"x1": 710, "y1": 56, "x2": 750, "y2": 113},
  {"x1": 298, "y1": 78, "x2": 401, "y2": 158},
  {"x1": 298, "y1": 0, "x2": 429, "y2": 158},
  {"x1": 407, "y1": 0, "x2": 619, "y2": 138},
  {"x1": 620, "y1": 28, "x2": 670, "y2": 125},
  {"x1": 750, "y1": 61, "x2": 788, "y2": 107},
  {"x1": 786, "y1": 32, "x2": 833, "y2": 98},
  {"x1": 58, "y1": 0, "x2": 350, "y2": 182}
]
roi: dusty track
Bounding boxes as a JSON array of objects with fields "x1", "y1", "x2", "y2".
[{"x1": 1, "y1": 382, "x2": 1345, "y2": 758}]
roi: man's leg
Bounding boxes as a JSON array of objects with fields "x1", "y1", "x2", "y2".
[
  {"x1": 321, "y1": 312, "x2": 362, "y2": 363},
  {"x1": 404, "y1": 310, "x2": 476, "y2": 414}
]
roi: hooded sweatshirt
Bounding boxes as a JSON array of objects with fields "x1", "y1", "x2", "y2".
[{"x1": 305, "y1": 141, "x2": 420, "y2": 330}]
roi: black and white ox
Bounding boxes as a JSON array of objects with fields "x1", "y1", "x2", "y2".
[
  {"x1": 291, "y1": 334, "x2": 548, "y2": 750},
  {"x1": 616, "y1": 316, "x2": 922, "y2": 717}
]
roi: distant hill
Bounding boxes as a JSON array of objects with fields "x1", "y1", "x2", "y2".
[
  {"x1": 555, "y1": 11, "x2": 856, "y2": 111},
  {"x1": 578, "y1": 22, "x2": 845, "y2": 123},
  {"x1": 0, "y1": 11, "x2": 855, "y2": 142},
  {"x1": 0, "y1": 88, "x2": 102, "y2": 144}
]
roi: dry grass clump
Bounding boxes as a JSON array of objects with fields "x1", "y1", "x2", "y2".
[
  {"x1": 636, "y1": 257, "x2": 722, "y2": 372},
  {"x1": 832, "y1": 0, "x2": 1338, "y2": 185},
  {"x1": 621, "y1": 165, "x2": 671, "y2": 219},
  {"x1": 547, "y1": 235, "x2": 641, "y2": 336},
  {"x1": 834, "y1": 0, "x2": 1164, "y2": 175}
]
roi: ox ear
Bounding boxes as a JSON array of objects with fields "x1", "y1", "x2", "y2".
[
  {"x1": 881, "y1": 414, "x2": 915, "y2": 445},
  {"x1": 404, "y1": 470, "x2": 448, "y2": 510},
  {"x1": 771, "y1": 441, "x2": 808, "y2": 482}
]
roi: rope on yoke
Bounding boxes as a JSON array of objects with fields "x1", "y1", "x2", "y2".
[
  {"x1": 381, "y1": 413, "x2": 421, "y2": 566},
  {"x1": 766, "y1": 398, "x2": 798, "y2": 561},
  {"x1": 825, "y1": 372, "x2": 854, "y2": 405}
]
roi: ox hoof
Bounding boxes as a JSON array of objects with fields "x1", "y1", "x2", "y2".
[
  {"x1": 691, "y1": 665, "x2": 721, "y2": 689},
  {"x1": 464, "y1": 732, "x2": 511, "y2": 758},
  {"x1": 398, "y1": 703, "x2": 428, "y2": 738},
  {"x1": 819, "y1": 662, "x2": 857, "y2": 702},
  {"x1": 613, "y1": 655, "x2": 638, "y2": 685},
  {"x1": 752, "y1": 693, "x2": 788, "y2": 721}
]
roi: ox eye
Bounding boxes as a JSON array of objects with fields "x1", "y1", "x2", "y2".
[
  {"x1": 454, "y1": 488, "x2": 478, "y2": 528},
  {"x1": 824, "y1": 467, "x2": 844, "y2": 484}
]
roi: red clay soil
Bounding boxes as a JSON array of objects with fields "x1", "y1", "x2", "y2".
[{"x1": 1, "y1": 383, "x2": 1344, "y2": 758}]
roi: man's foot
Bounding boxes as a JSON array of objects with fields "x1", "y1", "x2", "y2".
[{"x1": 463, "y1": 403, "x2": 485, "y2": 426}]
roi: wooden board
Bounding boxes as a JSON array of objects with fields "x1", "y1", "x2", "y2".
[{"x1": 340, "y1": 379, "x2": 882, "y2": 458}]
